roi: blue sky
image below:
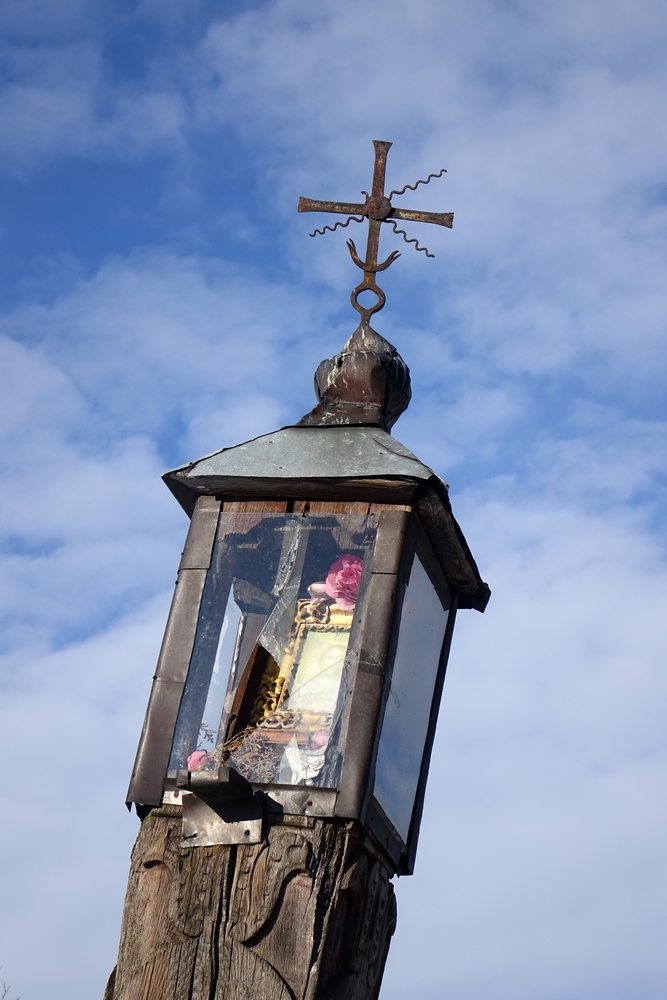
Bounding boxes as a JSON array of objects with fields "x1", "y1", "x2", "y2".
[{"x1": 1, "y1": 1, "x2": 666, "y2": 998}]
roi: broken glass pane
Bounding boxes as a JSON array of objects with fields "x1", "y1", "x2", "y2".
[{"x1": 168, "y1": 512, "x2": 377, "y2": 789}]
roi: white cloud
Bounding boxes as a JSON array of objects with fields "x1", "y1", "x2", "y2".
[
  {"x1": 0, "y1": 251, "x2": 329, "y2": 660},
  {"x1": 187, "y1": 0, "x2": 667, "y2": 394},
  {"x1": 1, "y1": 245, "x2": 665, "y2": 1000},
  {"x1": 0, "y1": 38, "x2": 187, "y2": 173},
  {"x1": 0, "y1": 1, "x2": 666, "y2": 998},
  {"x1": 386, "y1": 491, "x2": 667, "y2": 999},
  {"x1": 0, "y1": 596, "x2": 168, "y2": 998}
]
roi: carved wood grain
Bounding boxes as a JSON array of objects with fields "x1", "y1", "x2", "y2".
[{"x1": 108, "y1": 809, "x2": 396, "y2": 1000}]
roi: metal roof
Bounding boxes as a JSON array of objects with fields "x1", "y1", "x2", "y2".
[
  {"x1": 169, "y1": 425, "x2": 434, "y2": 483},
  {"x1": 162, "y1": 423, "x2": 489, "y2": 613}
]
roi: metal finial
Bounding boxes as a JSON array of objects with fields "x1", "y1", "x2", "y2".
[
  {"x1": 298, "y1": 140, "x2": 453, "y2": 324},
  {"x1": 297, "y1": 321, "x2": 412, "y2": 432}
]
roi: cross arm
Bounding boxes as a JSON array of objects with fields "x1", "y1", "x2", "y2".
[
  {"x1": 298, "y1": 197, "x2": 366, "y2": 216},
  {"x1": 389, "y1": 208, "x2": 454, "y2": 228},
  {"x1": 298, "y1": 198, "x2": 453, "y2": 230}
]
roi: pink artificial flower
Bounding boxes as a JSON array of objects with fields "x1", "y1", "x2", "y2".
[
  {"x1": 187, "y1": 750, "x2": 208, "y2": 771},
  {"x1": 311, "y1": 730, "x2": 330, "y2": 748},
  {"x1": 324, "y1": 553, "x2": 363, "y2": 610}
]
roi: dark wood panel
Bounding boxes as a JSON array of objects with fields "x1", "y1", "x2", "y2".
[
  {"x1": 369, "y1": 509, "x2": 410, "y2": 575},
  {"x1": 178, "y1": 496, "x2": 221, "y2": 570},
  {"x1": 154, "y1": 570, "x2": 209, "y2": 684},
  {"x1": 335, "y1": 573, "x2": 399, "y2": 822},
  {"x1": 168, "y1": 476, "x2": 421, "y2": 515},
  {"x1": 308, "y1": 500, "x2": 370, "y2": 514},
  {"x1": 223, "y1": 499, "x2": 289, "y2": 512},
  {"x1": 368, "y1": 503, "x2": 411, "y2": 513},
  {"x1": 126, "y1": 567, "x2": 208, "y2": 806}
]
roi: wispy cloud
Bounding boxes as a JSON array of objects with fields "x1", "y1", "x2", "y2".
[{"x1": 0, "y1": 1, "x2": 666, "y2": 998}]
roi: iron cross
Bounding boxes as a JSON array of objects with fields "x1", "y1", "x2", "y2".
[{"x1": 298, "y1": 140, "x2": 453, "y2": 323}]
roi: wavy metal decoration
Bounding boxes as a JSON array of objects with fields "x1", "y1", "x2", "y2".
[
  {"x1": 298, "y1": 141, "x2": 453, "y2": 322},
  {"x1": 308, "y1": 215, "x2": 364, "y2": 238},
  {"x1": 388, "y1": 167, "x2": 447, "y2": 199},
  {"x1": 386, "y1": 219, "x2": 434, "y2": 257}
]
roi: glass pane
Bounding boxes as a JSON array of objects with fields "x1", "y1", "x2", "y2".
[
  {"x1": 373, "y1": 555, "x2": 450, "y2": 842},
  {"x1": 197, "y1": 591, "x2": 243, "y2": 755},
  {"x1": 168, "y1": 512, "x2": 377, "y2": 789}
]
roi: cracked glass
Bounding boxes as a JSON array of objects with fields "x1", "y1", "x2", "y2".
[{"x1": 168, "y1": 512, "x2": 377, "y2": 788}]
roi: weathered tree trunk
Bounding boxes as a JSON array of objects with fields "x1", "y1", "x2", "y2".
[{"x1": 106, "y1": 804, "x2": 396, "y2": 1000}]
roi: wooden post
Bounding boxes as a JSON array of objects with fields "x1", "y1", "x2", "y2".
[{"x1": 105, "y1": 805, "x2": 396, "y2": 1000}]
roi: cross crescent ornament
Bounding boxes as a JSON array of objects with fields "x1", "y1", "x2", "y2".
[{"x1": 298, "y1": 140, "x2": 453, "y2": 324}]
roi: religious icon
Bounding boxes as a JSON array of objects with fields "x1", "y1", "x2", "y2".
[
  {"x1": 225, "y1": 555, "x2": 361, "y2": 785},
  {"x1": 169, "y1": 513, "x2": 372, "y2": 790}
]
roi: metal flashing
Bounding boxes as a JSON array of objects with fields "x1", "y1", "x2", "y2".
[
  {"x1": 164, "y1": 426, "x2": 432, "y2": 499},
  {"x1": 181, "y1": 791, "x2": 263, "y2": 848}
]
